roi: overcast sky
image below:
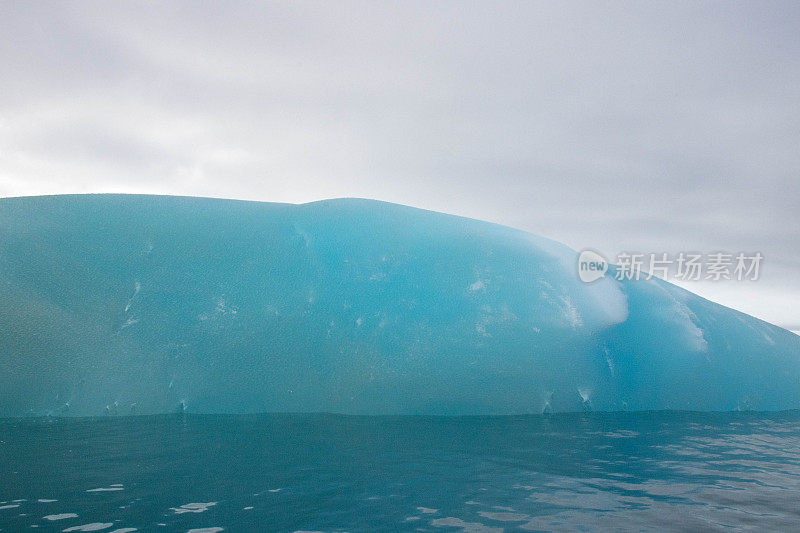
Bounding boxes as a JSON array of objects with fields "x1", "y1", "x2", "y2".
[{"x1": 1, "y1": 1, "x2": 798, "y2": 330}]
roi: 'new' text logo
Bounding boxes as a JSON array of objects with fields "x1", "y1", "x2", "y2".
[{"x1": 578, "y1": 250, "x2": 608, "y2": 283}]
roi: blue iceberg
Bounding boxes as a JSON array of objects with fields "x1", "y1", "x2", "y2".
[{"x1": 0, "y1": 194, "x2": 798, "y2": 416}]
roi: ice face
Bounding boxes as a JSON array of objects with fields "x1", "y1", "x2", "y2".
[{"x1": 0, "y1": 194, "x2": 797, "y2": 416}]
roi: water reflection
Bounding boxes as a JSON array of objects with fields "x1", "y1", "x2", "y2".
[{"x1": 0, "y1": 411, "x2": 799, "y2": 531}]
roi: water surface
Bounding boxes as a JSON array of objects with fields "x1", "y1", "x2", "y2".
[{"x1": 2, "y1": 411, "x2": 800, "y2": 531}]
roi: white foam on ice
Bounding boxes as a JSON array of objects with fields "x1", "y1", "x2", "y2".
[
  {"x1": 658, "y1": 284, "x2": 708, "y2": 352},
  {"x1": 123, "y1": 281, "x2": 141, "y2": 313},
  {"x1": 468, "y1": 280, "x2": 486, "y2": 292},
  {"x1": 559, "y1": 296, "x2": 583, "y2": 329},
  {"x1": 119, "y1": 318, "x2": 139, "y2": 330},
  {"x1": 604, "y1": 347, "x2": 615, "y2": 377},
  {"x1": 673, "y1": 301, "x2": 708, "y2": 352}
]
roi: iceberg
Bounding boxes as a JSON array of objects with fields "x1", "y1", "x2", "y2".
[{"x1": 0, "y1": 194, "x2": 797, "y2": 416}]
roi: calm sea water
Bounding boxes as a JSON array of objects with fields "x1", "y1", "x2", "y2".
[{"x1": 1, "y1": 412, "x2": 800, "y2": 532}]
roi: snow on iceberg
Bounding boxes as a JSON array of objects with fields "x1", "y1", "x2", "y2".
[{"x1": 0, "y1": 194, "x2": 797, "y2": 416}]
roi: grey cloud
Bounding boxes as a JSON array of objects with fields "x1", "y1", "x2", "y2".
[{"x1": 0, "y1": 0, "x2": 798, "y2": 327}]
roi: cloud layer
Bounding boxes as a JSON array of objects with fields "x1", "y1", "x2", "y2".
[{"x1": 1, "y1": 1, "x2": 798, "y2": 328}]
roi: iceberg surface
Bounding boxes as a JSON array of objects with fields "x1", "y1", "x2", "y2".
[{"x1": 0, "y1": 194, "x2": 798, "y2": 416}]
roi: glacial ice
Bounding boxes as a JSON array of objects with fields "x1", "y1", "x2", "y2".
[{"x1": 0, "y1": 194, "x2": 798, "y2": 416}]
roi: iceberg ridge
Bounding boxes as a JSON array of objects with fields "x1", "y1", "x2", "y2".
[{"x1": 0, "y1": 194, "x2": 798, "y2": 416}]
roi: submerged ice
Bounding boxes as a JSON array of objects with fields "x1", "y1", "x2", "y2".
[{"x1": 0, "y1": 194, "x2": 798, "y2": 416}]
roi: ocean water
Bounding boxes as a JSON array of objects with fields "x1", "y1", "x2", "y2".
[{"x1": 1, "y1": 412, "x2": 800, "y2": 532}]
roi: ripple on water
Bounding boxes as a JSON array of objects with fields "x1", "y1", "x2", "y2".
[
  {"x1": 170, "y1": 502, "x2": 218, "y2": 514},
  {"x1": 62, "y1": 523, "x2": 114, "y2": 531},
  {"x1": 478, "y1": 511, "x2": 530, "y2": 522},
  {"x1": 43, "y1": 513, "x2": 79, "y2": 521},
  {"x1": 86, "y1": 485, "x2": 124, "y2": 493},
  {"x1": 431, "y1": 517, "x2": 502, "y2": 533},
  {"x1": 4, "y1": 412, "x2": 800, "y2": 532}
]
